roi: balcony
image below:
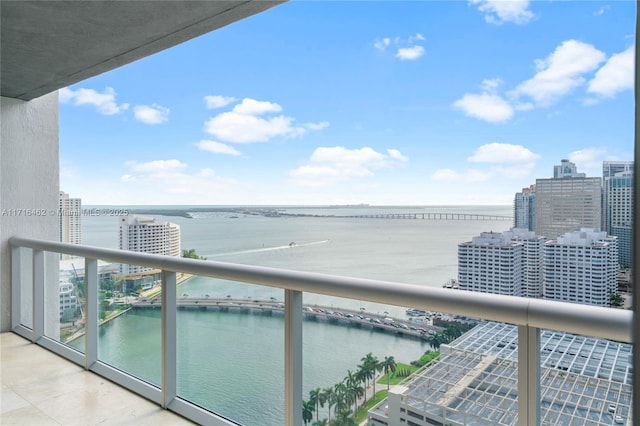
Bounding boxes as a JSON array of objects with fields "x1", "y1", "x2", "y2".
[{"x1": 5, "y1": 237, "x2": 634, "y2": 425}]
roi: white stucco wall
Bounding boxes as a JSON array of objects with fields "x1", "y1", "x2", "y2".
[{"x1": 1, "y1": 93, "x2": 60, "y2": 333}]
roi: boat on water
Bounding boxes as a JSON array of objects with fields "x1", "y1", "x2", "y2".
[{"x1": 443, "y1": 278, "x2": 459, "y2": 289}]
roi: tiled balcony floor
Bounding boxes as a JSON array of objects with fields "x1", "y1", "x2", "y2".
[{"x1": 1, "y1": 333, "x2": 194, "y2": 425}]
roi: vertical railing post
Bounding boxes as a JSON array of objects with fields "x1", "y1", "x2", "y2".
[
  {"x1": 284, "y1": 289, "x2": 303, "y2": 426},
  {"x1": 85, "y1": 258, "x2": 98, "y2": 370},
  {"x1": 32, "y1": 249, "x2": 45, "y2": 342},
  {"x1": 11, "y1": 245, "x2": 22, "y2": 329},
  {"x1": 162, "y1": 270, "x2": 177, "y2": 408},
  {"x1": 518, "y1": 325, "x2": 540, "y2": 425}
]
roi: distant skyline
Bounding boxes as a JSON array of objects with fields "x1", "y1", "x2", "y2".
[{"x1": 59, "y1": 1, "x2": 635, "y2": 205}]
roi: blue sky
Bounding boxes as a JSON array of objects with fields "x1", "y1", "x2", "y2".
[{"x1": 59, "y1": 0, "x2": 636, "y2": 206}]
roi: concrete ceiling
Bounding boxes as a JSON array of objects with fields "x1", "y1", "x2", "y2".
[{"x1": 1, "y1": 1, "x2": 284, "y2": 100}]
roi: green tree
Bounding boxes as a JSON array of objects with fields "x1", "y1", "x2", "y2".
[
  {"x1": 312, "y1": 419, "x2": 328, "y2": 426},
  {"x1": 332, "y1": 409, "x2": 356, "y2": 426},
  {"x1": 358, "y1": 352, "x2": 379, "y2": 399},
  {"x1": 302, "y1": 399, "x2": 314, "y2": 425},
  {"x1": 381, "y1": 355, "x2": 398, "y2": 390},
  {"x1": 610, "y1": 292, "x2": 624, "y2": 308},
  {"x1": 333, "y1": 382, "x2": 349, "y2": 415},
  {"x1": 322, "y1": 386, "x2": 335, "y2": 422},
  {"x1": 182, "y1": 248, "x2": 207, "y2": 260},
  {"x1": 344, "y1": 370, "x2": 364, "y2": 414},
  {"x1": 309, "y1": 387, "x2": 326, "y2": 423}
]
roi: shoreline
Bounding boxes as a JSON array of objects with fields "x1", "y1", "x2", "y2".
[{"x1": 64, "y1": 273, "x2": 195, "y2": 344}]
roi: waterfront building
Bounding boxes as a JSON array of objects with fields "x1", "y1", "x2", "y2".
[
  {"x1": 368, "y1": 321, "x2": 632, "y2": 426},
  {"x1": 535, "y1": 160, "x2": 601, "y2": 239},
  {"x1": 59, "y1": 191, "x2": 82, "y2": 260},
  {"x1": 602, "y1": 161, "x2": 634, "y2": 268},
  {"x1": 458, "y1": 231, "x2": 524, "y2": 297},
  {"x1": 119, "y1": 215, "x2": 181, "y2": 274},
  {"x1": 513, "y1": 184, "x2": 536, "y2": 232},
  {"x1": 59, "y1": 277, "x2": 78, "y2": 322},
  {"x1": 458, "y1": 229, "x2": 546, "y2": 298},
  {"x1": 504, "y1": 228, "x2": 546, "y2": 298},
  {"x1": 543, "y1": 228, "x2": 618, "y2": 307}
]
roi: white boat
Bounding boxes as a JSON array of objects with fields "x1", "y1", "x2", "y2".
[{"x1": 443, "y1": 278, "x2": 459, "y2": 289}]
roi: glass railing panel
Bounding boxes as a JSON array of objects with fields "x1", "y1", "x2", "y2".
[
  {"x1": 38, "y1": 251, "x2": 62, "y2": 342},
  {"x1": 176, "y1": 276, "x2": 284, "y2": 425},
  {"x1": 17, "y1": 246, "x2": 33, "y2": 328},
  {"x1": 54, "y1": 255, "x2": 84, "y2": 349},
  {"x1": 302, "y1": 294, "x2": 435, "y2": 426},
  {"x1": 90, "y1": 261, "x2": 161, "y2": 387}
]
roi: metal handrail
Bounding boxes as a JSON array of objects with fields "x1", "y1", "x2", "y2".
[{"x1": 10, "y1": 236, "x2": 633, "y2": 343}]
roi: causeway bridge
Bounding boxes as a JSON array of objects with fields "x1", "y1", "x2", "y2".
[
  {"x1": 340, "y1": 212, "x2": 512, "y2": 221},
  {"x1": 132, "y1": 297, "x2": 445, "y2": 340}
]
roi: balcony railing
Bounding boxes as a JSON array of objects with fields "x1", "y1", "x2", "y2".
[{"x1": 9, "y1": 236, "x2": 634, "y2": 425}]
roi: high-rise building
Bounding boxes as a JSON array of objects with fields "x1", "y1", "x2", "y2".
[
  {"x1": 543, "y1": 228, "x2": 618, "y2": 307},
  {"x1": 59, "y1": 191, "x2": 81, "y2": 245},
  {"x1": 535, "y1": 160, "x2": 601, "y2": 239},
  {"x1": 513, "y1": 184, "x2": 536, "y2": 231},
  {"x1": 119, "y1": 215, "x2": 181, "y2": 274},
  {"x1": 602, "y1": 161, "x2": 633, "y2": 268},
  {"x1": 505, "y1": 228, "x2": 546, "y2": 298},
  {"x1": 458, "y1": 231, "x2": 524, "y2": 297},
  {"x1": 458, "y1": 228, "x2": 545, "y2": 298}
]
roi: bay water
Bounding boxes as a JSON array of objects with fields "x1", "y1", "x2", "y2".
[{"x1": 79, "y1": 205, "x2": 512, "y2": 425}]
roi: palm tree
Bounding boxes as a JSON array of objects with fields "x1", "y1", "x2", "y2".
[
  {"x1": 333, "y1": 382, "x2": 349, "y2": 415},
  {"x1": 358, "y1": 352, "x2": 380, "y2": 401},
  {"x1": 382, "y1": 355, "x2": 397, "y2": 390},
  {"x1": 309, "y1": 387, "x2": 325, "y2": 423},
  {"x1": 348, "y1": 380, "x2": 364, "y2": 414},
  {"x1": 322, "y1": 386, "x2": 334, "y2": 421},
  {"x1": 302, "y1": 399, "x2": 314, "y2": 425}
]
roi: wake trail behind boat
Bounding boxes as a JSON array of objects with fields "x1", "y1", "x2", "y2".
[{"x1": 205, "y1": 240, "x2": 330, "y2": 258}]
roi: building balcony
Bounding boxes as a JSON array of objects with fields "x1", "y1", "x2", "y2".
[{"x1": 4, "y1": 237, "x2": 634, "y2": 425}]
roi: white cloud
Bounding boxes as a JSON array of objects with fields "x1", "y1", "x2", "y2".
[
  {"x1": 468, "y1": 143, "x2": 540, "y2": 178},
  {"x1": 290, "y1": 146, "x2": 407, "y2": 187},
  {"x1": 58, "y1": 86, "x2": 129, "y2": 115},
  {"x1": 205, "y1": 112, "x2": 303, "y2": 143},
  {"x1": 196, "y1": 140, "x2": 242, "y2": 156},
  {"x1": 512, "y1": 40, "x2": 606, "y2": 106},
  {"x1": 587, "y1": 45, "x2": 634, "y2": 99},
  {"x1": 396, "y1": 46, "x2": 425, "y2": 61},
  {"x1": 204, "y1": 95, "x2": 237, "y2": 109},
  {"x1": 387, "y1": 149, "x2": 409, "y2": 162},
  {"x1": 374, "y1": 37, "x2": 391, "y2": 50},
  {"x1": 124, "y1": 159, "x2": 187, "y2": 173},
  {"x1": 433, "y1": 143, "x2": 539, "y2": 182},
  {"x1": 568, "y1": 147, "x2": 612, "y2": 175},
  {"x1": 408, "y1": 33, "x2": 425, "y2": 43},
  {"x1": 469, "y1": 0, "x2": 535, "y2": 25},
  {"x1": 593, "y1": 6, "x2": 609, "y2": 16},
  {"x1": 304, "y1": 121, "x2": 330, "y2": 131},
  {"x1": 374, "y1": 35, "x2": 426, "y2": 61},
  {"x1": 134, "y1": 104, "x2": 170, "y2": 124},
  {"x1": 204, "y1": 97, "x2": 324, "y2": 143},
  {"x1": 468, "y1": 143, "x2": 540, "y2": 164},
  {"x1": 453, "y1": 92, "x2": 514, "y2": 123},
  {"x1": 232, "y1": 98, "x2": 282, "y2": 115},
  {"x1": 120, "y1": 159, "x2": 243, "y2": 197}
]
